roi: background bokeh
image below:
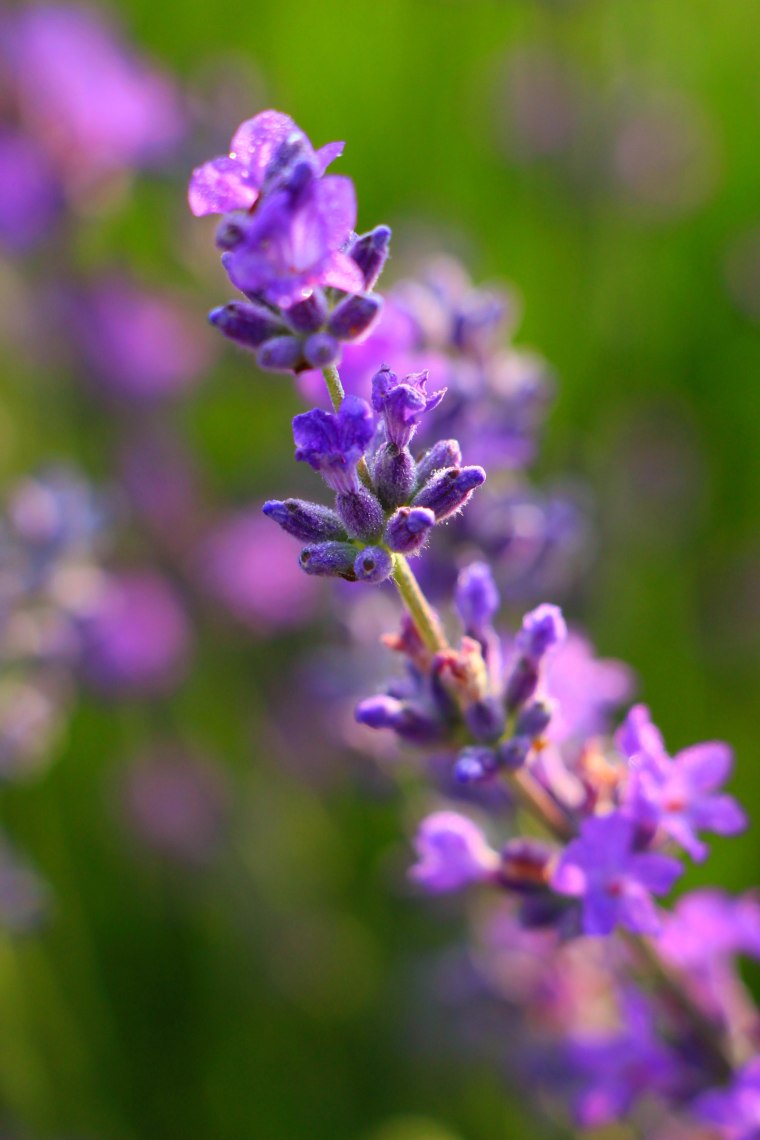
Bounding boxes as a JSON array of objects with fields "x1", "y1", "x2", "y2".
[{"x1": 1, "y1": 1, "x2": 760, "y2": 1137}]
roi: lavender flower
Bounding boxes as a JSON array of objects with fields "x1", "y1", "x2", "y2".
[
  {"x1": 410, "y1": 811, "x2": 500, "y2": 893},
  {"x1": 371, "y1": 366, "x2": 445, "y2": 448},
  {"x1": 221, "y1": 173, "x2": 363, "y2": 309},
  {"x1": 293, "y1": 397, "x2": 375, "y2": 493},
  {"x1": 618, "y1": 705, "x2": 747, "y2": 860},
  {"x1": 551, "y1": 813, "x2": 683, "y2": 935},
  {"x1": 694, "y1": 1057, "x2": 760, "y2": 1138},
  {"x1": 188, "y1": 110, "x2": 343, "y2": 217}
]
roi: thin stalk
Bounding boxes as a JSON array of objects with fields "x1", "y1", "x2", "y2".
[
  {"x1": 391, "y1": 554, "x2": 448, "y2": 654},
  {"x1": 321, "y1": 364, "x2": 345, "y2": 412}
]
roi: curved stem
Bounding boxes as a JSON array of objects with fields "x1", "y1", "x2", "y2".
[
  {"x1": 391, "y1": 554, "x2": 448, "y2": 654},
  {"x1": 321, "y1": 364, "x2": 345, "y2": 413}
]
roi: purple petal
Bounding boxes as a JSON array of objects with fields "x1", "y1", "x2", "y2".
[
  {"x1": 319, "y1": 250, "x2": 365, "y2": 295},
  {"x1": 582, "y1": 889, "x2": 618, "y2": 935},
  {"x1": 615, "y1": 703, "x2": 667, "y2": 765},
  {"x1": 629, "y1": 852, "x2": 683, "y2": 895},
  {"x1": 337, "y1": 395, "x2": 375, "y2": 454},
  {"x1": 677, "y1": 741, "x2": 733, "y2": 793},
  {"x1": 691, "y1": 794, "x2": 748, "y2": 837},
  {"x1": 313, "y1": 175, "x2": 358, "y2": 249},
  {"x1": 662, "y1": 815, "x2": 708, "y2": 862},
  {"x1": 618, "y1": 886, "x2": 663, "y2": 935},
  {"x1": 230, "y1": 111, "x2": 305, "y2": 181},
  {"x1": 550, "y1": 854, "x2": 587, "y2": 896},
  {"x1": 188, "y1": 156, "x2": 257, "y2": 217},
  {"x1": 315, "y1": 140, "x2": 345, "y2": 174}
]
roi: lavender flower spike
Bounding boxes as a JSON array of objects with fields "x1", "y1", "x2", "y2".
[
  {"x1": 371, "y1": 366, "x2": 445, "y2": 448},
  {"x1": 410, "y1": 811, "x2": 500, "y2": 893},
  {"x1": 188, "y1": 110, "x2": 344, "y2": 217},
  {"x1": 551, "y1": 812, "x2": 683, "y2": 936},
  {"x1": 293, "y1": 396, "x2": 375, "y2": 492}
]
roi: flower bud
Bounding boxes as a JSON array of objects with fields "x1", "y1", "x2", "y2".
[
  {"x1": 303, "y1": 332, "x2": 340, "y2": 368},
  {"x1": 415, "y1": 439, "x2": 463, "y2": 489},
  {"x1": 335, "y1": 488, "x2": 384, "y2": 542},
  {"x1": 412, "y1": 465, "x2": 486, "y2": 521},
  {"x1": 498, "y1": 838, "x2": 554, "y2": 893},
  {"x1": 299, "y1": 541, "x2": 357, "y2": 580},
  {"x1": 256, "y1": 335, "x2": 303, "y2": 373},
  {"x1": 384, "y1": 507, "x2": 435, "y2": 555},
  {"x1": 348, "y1": 225, "x2": 392, "y2": 290},
  {"x1": 355, "y1": 695, "x2": 443, "y2": 744},
  {"x1": 515, "y1": 699, "x2": 554, "y2": 739},
  {"x1": 454, "y1": 746, "x2": 498, "y2": 784},
  {"x1": 503, "y1": 657, "x2": 539, "y2": 712},
  {"x1": 465, "y1": 696, "x2": 506, "y2": 743},
  {"x1": 496, "y1": 735, "x2": 531, "y2": 771},
  {"x1": 372, "y1": 442, "x2": 416, "y2": 509},
  {"x1": 455, "y1": 562, "x2": 500, "y2": 638},
  {"x1": 262, "y1": 499, "x2": 347, "y2": 542},
  {"x1": 516, "y1": 604, "x2": 566, "y2": 662},
  {"x1": 286, "y1": 289, "x2": 328, "y2": 333},
  {"x1": 209, "y1": 301, "x2": 285, "y2": 349},
  {"x1": 327, "y1": 293, "x2": 383, "y2": 341},
  {"x1": 353, "y1": 545, "x2": 393, "y2": 584}
]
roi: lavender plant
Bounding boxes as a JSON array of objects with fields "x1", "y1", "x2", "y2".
[{"x1": 192, "y1": 110, "x2": 759, "y2": 1136}]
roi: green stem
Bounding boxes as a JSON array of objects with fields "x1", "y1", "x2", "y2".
[
  {"x1": 321, "y1": 364, "x2": 345, "y2": 413},
  {"x1": 391, "y1": 554, "x2": 448, "y2": 654}
]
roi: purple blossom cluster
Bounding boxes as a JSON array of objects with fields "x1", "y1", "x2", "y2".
[
  {"x1": 188, "y1": 109, "x2": 759, "y2": 1137},
  {"x1": 190, "y1": 110, "x2": 389, "y2": 374},
  {"x1": 0, "y1": 3, "x2": 183, "y2": 250},
  {"x1": 264, "y1": 368, "x2": 484, "y2": 584}
]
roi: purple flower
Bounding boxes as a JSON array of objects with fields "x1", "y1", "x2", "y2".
[
  {"x1": 694, "y1": 1057, "x2": 760, "y2": 1139},
  {"x1": 410, "y1": 811, "x2": 499, "y2": 893},
  {"x1": 618, "y1": 707, "x2": 747, "y2": 861},
  {"x1": 70, "y1": 277, "x2": 214, "y2": 403},
  {"x1": 561, "y1": 992, "x2": 682, "y2": 1127},
  {"x1": 77, "y1": 570, "x2": 191, "y2": 698},
  {"x1": 221, "y1": 174, "x2": 363, "y2": 309},
  {"x1": 9, "y1": 4, "x2": 183, "y2": 187},
  {"x1": 0, "y1": 130, "x2": 60, "y2": 251},
  {"x1": 118, "y1": 744, "x2": 229, "y2": 866},
  {"x1": 370, "y1": 366, "x2": 445, "y2": 448},
  {"x1": 197, "y1": 508, "x2": 320, "y2": 631},
  {"x1": 293, "y1": 396, "x2": 375, "y2": 492},
  {"x1": 188, "y1": 110, "x2": 343, "y2": 217},
  {"x1": 661, "y1": 889, "x2": 760, "y2": 969},
  {"x1": 551, "y1": 813, "x2": 683, "y2": 935},
  {"x1": 544, "y1": 633, "x2": 634, "y2": 744}
]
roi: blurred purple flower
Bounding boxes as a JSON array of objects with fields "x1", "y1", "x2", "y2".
[
  {"x1": 545, "y1": 633, "x2": 634, "y2": 744},
  {"x1": 196, "y1": 508, "x2": 320, "y2": 633},
  {"x1": 0, "y1": 130, "x2": 60, "y2": 251},
  {"x1": 7, "y1": 4, "x2": 184, "y2": 189},
  {"x1": 77, "y1": 570, "x2": 191, "y2": 697},
  {"x1": 189, "y1": 109, "x2": 343, "y2": 217},
  {"x1": 617, "y1": 706, "x2": 746, "y2": 861},
  {"x1": 551, "y1": 812, "x2": 683, "y2": 935},
  {"x1": 694, "y1": 1057, "x2": 760, "y2": 1139},
  {"x1": 119, "y1": 745, "x2": 229, "y2": 865},
  {"x1": 69, "y1": 277, "x2": 214, "y2": 403},
  {"x1": 410, "y1": 811, "x2": 500, "y2": 893}
]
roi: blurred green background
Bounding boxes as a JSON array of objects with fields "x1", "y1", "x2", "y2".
[{"x1": 2, "y1": 0, "x2": 760, "y2": 1136}]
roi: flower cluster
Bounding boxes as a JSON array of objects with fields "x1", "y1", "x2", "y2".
[
  {"x1": 263, "y1": 367, "x2": 485, "y2": 583},
  {"x1": 191, "y1": 110, "x2": 759, "y2": 1139},
  {"x1": 190, "y1": 110, "x2": 390, "y2": 374}
]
